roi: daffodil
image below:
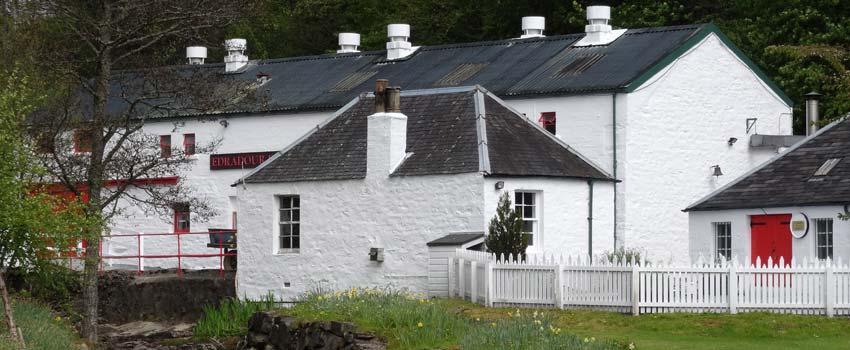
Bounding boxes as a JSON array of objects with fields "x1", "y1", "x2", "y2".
[{"x1": 417, "y1": 322, "x2": 424, "y2": 328}]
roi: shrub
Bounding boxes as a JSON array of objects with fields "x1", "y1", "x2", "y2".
[
  {"x1": 194, "y1": 294, "x2": 277, "y2": 339},
  {"x1": 600, "y1": 247, "x2": 647, "y2": 265},
  {"x1": 485, "y1": 192, "x2": 528, "y2": 261}
]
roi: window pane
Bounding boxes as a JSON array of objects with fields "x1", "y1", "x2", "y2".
[
  {"x1": 515, "y1": 192, "x2": 522, "y2": 205},
  {"x1": 292, "y1": 196, "x2": 299, "y2": 208},
  {"x1": 281, "y1": 209, "x2": 291, "y2": 222},
  {"x1": 522, "y1": 221, "x2": 534, "y2": 233},
  {"x1": 280, "y1": 235, "x2": 291, "y2": 249},
  {"x1": 281, "y1": 197, "x2": 291, "y2": 209},
  {"x1": 524, "y1": 233, "x2": 533, "y2": 246},
  {"x1": 281, "y1": 224, "x2": 291, "y2": 236},
  {"x1": 524, "y1": 193, "x2": 534, "y2": 205},
  {"x1": 524, "y1": 206, "x2": 534, "y2": 218},
  {"x1": 292, "y1": 236, "x2": 300, "y2": 249},
  {"x1": 292, "y1": 209, "x2": 300, "y2": 222},
  {"x1": 292, "y1": 224, "x2": 300, "y2": 236}
]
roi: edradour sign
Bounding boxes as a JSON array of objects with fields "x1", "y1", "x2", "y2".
[{"x1": 210, "y1": 152, "x2": 276, "y2": 170}]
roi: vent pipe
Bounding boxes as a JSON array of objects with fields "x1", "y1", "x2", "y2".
[
  {"x1": 224, "y1": 38, "x2": 249, "y2": 73},
  {"x1": 186, "y1": 46, "x2": 207, "y2": 65},
  {"x1": 805, "y1": 91, "x2": 823, "y2": 135},
  {"x1": 386, "y1": 24, "x2": 417, "y2": 60},
  {"x1": 520, "y1": 16, "x2": 545, "y2": 38},
  {"x1": 338, "y1": 32, "x2": 361, "y2": 53},
  {"x1": 574, "y1": 6, "x2": 626, "y2": 47}
]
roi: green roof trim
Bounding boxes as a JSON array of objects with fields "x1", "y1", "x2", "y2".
[{"x1": 624, "y1": 23, "x2": 793, "y2": 107}]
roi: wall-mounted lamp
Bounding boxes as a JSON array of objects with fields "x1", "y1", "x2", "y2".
[
  {"x1": 495, "y1": 181, "x2": 505, "y2": 190},
  {"x1": 710, "y1": 165, "x2": 723, "y2": 177},
  {"x1": 219, "y1": 120, "x2": 229, "y2": 128},
  {"x1": 727, "y1": 137, "x2": 738, "y2": 146}
]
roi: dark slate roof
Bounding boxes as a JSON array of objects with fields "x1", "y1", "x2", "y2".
[
  {"x1": 99, "y1": 23, "x2": 787, "y2": 119},
  {"x1": 427, "y1": 233, "x2": 485, "y2": 247},
  {"x1": 241, "y1": 87, "x2": 613, "y2": 183},
  {"x1": 686, "y1": 118, "x2": 850, "y2": 211}
]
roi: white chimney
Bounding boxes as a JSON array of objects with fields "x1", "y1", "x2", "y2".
[
  {"x1": 574, "y1": 6, "x2": 627, "y2": 47},
  {"x1": 367, "y1": 80, "x2": 407, "y2": 176},
  {"x1": 338, "y1": 32, "x2": 361, "y2": 53},
  {"x1": 520, "y1": 16, "x2": 545, "y2": 38},
  {"x1": 386, "y1": 24, "x2": 418, "y2": 60},
  {"x1": 186, "y1": 46, "x2": 207, "y2": 65},
  {"x1": 224, "y1": 38, "x2": 249, "y2": 73}
]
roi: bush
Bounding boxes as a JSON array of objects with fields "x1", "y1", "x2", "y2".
[
  {"x1": 485, "y1": 192, "x2": 528, "y2": 261},
  {"x1": 600, "y1": 247, "x2": 647, "y2": 265},
  {"x1": 0, "y1": 298, "x2": 80, "y2": 350},
  {"x1": 194, "y1": 294, "x2": 277, "y2": 339}
]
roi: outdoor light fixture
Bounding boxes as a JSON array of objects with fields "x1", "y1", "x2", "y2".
[
  {"x1": 711, "y1": 165, "x2": 723, "y2": 177},
  {"x1": 727, "y1": 137, "x2": 738, "y2": 146},
  {"x1": 219, "y1": 119, "x2": 229, "y2": 128},
  {"x1": 495, "y1": 181, "x2": 505, "y2": 190}
]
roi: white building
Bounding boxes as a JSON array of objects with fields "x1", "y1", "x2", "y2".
[
  {"x1": 234, "y1": 86, "x2": 616, "y2": 298},
  {"x1": 686, "y1": 116, "x2": 850, "y2": 265},
  {"x1": 87, "y1": 6, "x2": 792, "y2": 270}
]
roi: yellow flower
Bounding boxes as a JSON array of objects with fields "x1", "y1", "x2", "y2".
[
  {"x1": 590, "y1": 337, "x2": 596, "y2": 342},
  {"x1": 54, "y1": 316, "x2": 61, "y2": 322},
  {"x1": 491, "y1": 322, "x2": 497, "y2": 327},
  {"x1": 317, "y1": 296, "x2": 323, "y2": 301},
  {"x1": 417, "y1": 322, "x2": 424, "y2": 328},
  {"x1": 475, "y1": 318, "x2": 480, "y2": 322},
  {"x1": 584, "y1": 338, "x2": 589, "y2": 343},
  {"x1": 507, "y1": 312, "x2": 513, "y2": 317},
  {"x1": 533, "y1": 320, "x2": 542, "y2": 325},
  {"x1": 628, "y1": 343, "x2": 636, "y2": 350}
]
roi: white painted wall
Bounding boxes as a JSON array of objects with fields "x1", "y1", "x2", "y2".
[
  {"x1": 622, "y1": 33, "x2": 792, "y2": 264},
  {"x1": 689, "y1": 206, "x2": 849, "y2": 263},
  {"x1": 482, "y1": 177, "x2": 615, "y2": 257},
  {"x1": 235, "y1": 173, "x2": 486, "y2": 300}
]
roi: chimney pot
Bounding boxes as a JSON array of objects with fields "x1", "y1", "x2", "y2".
[
  {"x1": 224, "y1": 38, "x2": 249, "y2": 73},
  {"x1": 574, "y1": 5, "x2": 625, "y2": 47},
  {"x1": 386, "y1": 87, "x2": 401, "y2": 113},
  {"x1": 520, "y1": 16, "x2": 546, "y2": 39},
  {"x1": 386, "y1": 24, "x2": 416, "y2": 60},
  {"x1": 186, "y1": 46, "x2": 207, "y2": 65},
  {"x1": 338, "y1": 32, "x2": 361, "y2": 53},
  {"x1": 805, "y1": 91, "x2": 823, "y2": 135},
  {"x1": 374, "y1": 79, "x2": 389, "y2": 113}
]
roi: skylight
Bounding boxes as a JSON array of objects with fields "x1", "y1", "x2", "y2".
[
  {"x1": 554, "y1": 53, "x2": 606, "y2": 77},
  {"x1": 814, "y1": 158, "x2": 841, "y2": 176},
  {"x1": 329, "y1": 70, "x2": 378, "y2": 92},
  {"x1": 434, "y1": 63, "x2": 489, "y2": 86}
]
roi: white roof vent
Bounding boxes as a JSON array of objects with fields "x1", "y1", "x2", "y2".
[
  {"x1": 186, "y1": 46, "x2": 207, "y2": 65},
  {"x1": 338, "y1": 32, "x2": 361, "y2": 53},
  {"x1": 386, "y1": 24, "x2": 418, "y2": 60},
  {"x1": 574, "y1": 6, "x2": 627, "y2": 47},
  {"x1": 224, "y1": 38, "x2": 249, "y2": 73},
  {"x1": 520, "y1": 16, "x2": 545, "y2": 38}
]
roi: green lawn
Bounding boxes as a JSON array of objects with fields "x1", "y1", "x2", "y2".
[
  {"x1": 439, "y1": 299, "x2": 850, "y2": 350},
  {"x1": 0, "y1": 298, "x2": 80, "y2": 350}
]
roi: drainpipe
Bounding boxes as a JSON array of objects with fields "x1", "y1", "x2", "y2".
[
  {"x1": 612, "y1": 93, "x2": 618, "y2": 249},
  {"x1": 588, "y1": 180, "x2": 594, "y2": 259}
]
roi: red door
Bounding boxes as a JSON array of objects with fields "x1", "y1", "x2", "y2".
[{"x1": 750, "y1": 214, "x2": 792, "y2": 267}]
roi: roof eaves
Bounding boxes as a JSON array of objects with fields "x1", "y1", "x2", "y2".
[
  {"x1": 232, "y1": 94, "x2": 365, "y2": 186},
  {"x1": 683, "y1": 118, "x2": 847, "y2": 212},
  {"x1": 625, "y1": 23, "x2": 793, "y2": 107}
]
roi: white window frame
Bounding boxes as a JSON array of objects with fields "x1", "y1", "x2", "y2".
[
  {"x1": 713, "y1": 221, "x2": 732, "y2": 261},
  {"x1": 514, "y1": 191, "x2": 541, "y2": 249},
  {"x1": 275, "y1": 195, "x2": 300, "y2": 254},
  {"x1": 814, "y1": 218, "x2": 833, "y2": 261}
]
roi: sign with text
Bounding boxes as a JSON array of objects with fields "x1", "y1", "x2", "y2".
[{"x1": 210, "y1": 152, "x2": 276, "y2": 170}]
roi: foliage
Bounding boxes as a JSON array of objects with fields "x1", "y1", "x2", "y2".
[
  {"x1": 9, "y1": 265, "x2": 81, "y2": 315},
  {"x1": 0, "y1": 298, "x2": 80, "y2": 350},
  {"x1": 285, "y1": 288, "x2": 625, "y2": 350},
  {"x1": 485, "y1": 193, "x2": 528, "y2": 261},
  {"x1": 194, "y1": 295, "x2": 277, "y2": 339},
  {"x1": 600, "y1": 247, "x2": 647, "y2": 265}
]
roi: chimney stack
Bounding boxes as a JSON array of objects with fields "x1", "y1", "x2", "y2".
[
  {"x1": 805, "y1": 91, "x2": 823, "y2": 135},
  {"x1": 224, "y1": 38, "x2": 249, "y2": 73},
  {"x1": 186, "y1": 46, "x2": 207, "y2": 65},
  {"x1": 367, "y1": 80, "x2": 407, "y2": 176},
  {"x1": 386, "y1": 24, "x2": 417, "y2": 60},
  {"x1": 574, "y1": 6, "x2": 626, "y2": 46},
  {"x1": 338, "y1": 32, "x2": 361, "y2": 53},
  {"x1": 520, "y1": 16, "x2": 546, "y2": 39}
]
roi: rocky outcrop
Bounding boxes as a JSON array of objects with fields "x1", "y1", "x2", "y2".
[{"x1": 245, "y1": 312, "x2": 385, "y2": 350}]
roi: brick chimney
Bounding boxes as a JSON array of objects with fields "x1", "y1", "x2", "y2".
[{"x1": 367, "y1": 80, "x2": 407, "y2": 176}]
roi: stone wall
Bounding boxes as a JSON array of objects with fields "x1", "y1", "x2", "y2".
[{"x1": 245, "y1": 311, "x2": 384, "y2": 350}]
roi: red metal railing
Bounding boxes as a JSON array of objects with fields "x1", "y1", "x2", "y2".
[{"x1": 66, "y1": 230, "x2": 236, "y2": 278}]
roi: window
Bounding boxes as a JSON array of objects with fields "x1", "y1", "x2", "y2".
[
  {"x1": 713, "y1": 222, "x2": 732, "y2": 261},
  {"x1": 183, "y1": 133, "x2": 195, "y2": 155},
  {"x1": 278, "y1": 195, "x2": 300, "y2": 251},
  {"x1": 173, "y1": 203, "x2": 190, "y2": 233},
  {"x1": 515, "y1": 191, "x2": 538, "y2": 246},
  {"x1": 159, "y1": 135, "x2": 171, "y2": 158},
  {"x1": 814, "y1": 158, "x2": 841, "y2": 176},
  {"x1": 815, "y1": 218, "x2": 833, "y2": 260},
  {"x1": 74, "y1": 129, "x2": 95, "y2": 153},
  {"x1": 538, "y1": 112, "x2": 556, "y2": 134}
]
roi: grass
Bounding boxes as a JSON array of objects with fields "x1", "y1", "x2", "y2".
[
  {"x1": 441, "y1": 299, "x2": 850, "y2": 350},
  {"x1": 193, "y1": 294, "x2": 278, "y2": 339},
  {"x1": 0, "y1": 298, "x2": 80, "y2": 350}
]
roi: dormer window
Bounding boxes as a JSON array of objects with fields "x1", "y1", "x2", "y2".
[
  {"x1": 814, "y1": 158, "x2": 841, "y2": 176},
  {"x1": 539, "y1": 112, "x2": 556, "y2": 134}
]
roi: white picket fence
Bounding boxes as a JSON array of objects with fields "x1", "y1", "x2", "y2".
[{"x1": 447, "y1": 249, "x2": 850, "y2": 316}]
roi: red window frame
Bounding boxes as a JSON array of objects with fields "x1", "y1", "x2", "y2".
[
  {"x1": 183, "y1": 133, "x2": 195, "y2": 155},
  {"x1": 74, "y1": 129, "x2": 95, "y2": 153},
  {"x1": 159, "y1": 135, "x2": 171, "y2": 158},
  {"x1": 538, "y1": 112, "x2": 556, "y2": 134},
  {"x1": 173, "y1": 203, "x2": 190, "y2": 233}
]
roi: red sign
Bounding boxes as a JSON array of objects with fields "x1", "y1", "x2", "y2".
[{"x1": 210, "y1": 152, "x2": 276, "y2": 170}]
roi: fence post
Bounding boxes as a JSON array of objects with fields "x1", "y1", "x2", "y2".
[
  {"x1": 728, "y1": 261, "x2": 738, "y2": 314},
  {"x1": 485, "y1": 262, "x2": 494, "y2": 307},
  {"x1": 554, "y1": 264, "x2": 563, "y2": 309},
  {"x1": 470, "y1": 261, "x2": 478, "y2": 304},
  {"x1": 447, "y1": 257, "x2": 454, "y2": 298},
  {"x1": 631, "y1": 264, "x2": 640, "y2": 316},
  {"x1": 458, "y1": 258, "x2": 465, "y2": 300},
  {"x1": 826, "y1": 264, "x2": 835, "y2": 317}
]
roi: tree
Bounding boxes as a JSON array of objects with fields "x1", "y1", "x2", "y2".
[
  {"x1": 7, "y1": 1, "x2": 260, "y2": 346},
  {"x1": 0, "y1": 70, "x2": 89, "y2": 346},
  {"x1": 485, "y1": 192, "x2": 528, "y2": 261}
]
